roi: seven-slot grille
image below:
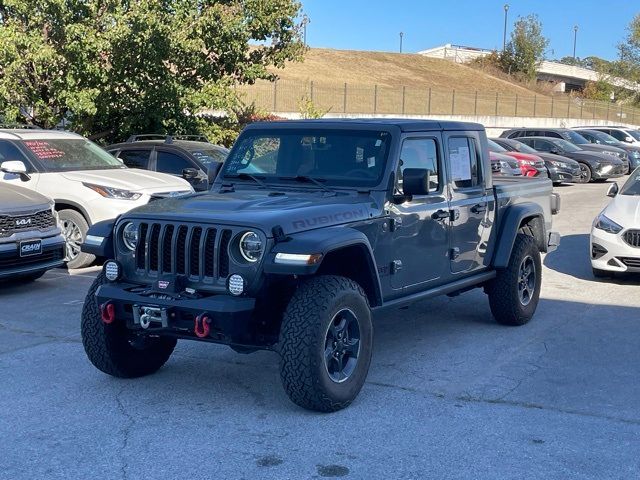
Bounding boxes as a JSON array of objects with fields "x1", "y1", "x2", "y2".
[
  {"x1": 623, "y1": 230, "x2": 640, "y2": 248},
  {"x1": 135, "y1": 222, "x2": 231, "y2": 280},
  {"x1": 0, "y1": 209, "x2": 56, "y2": 238}
]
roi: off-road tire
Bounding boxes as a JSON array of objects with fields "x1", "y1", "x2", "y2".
[
  {"x1": 59, "y1": 209, "x2": 95, "y2": 269},
  {"x1": 576, "y1": 163, "x2": 592, "y2": 183},
  {"x1": 488, "y1": 234, "x2": 541, "y2": 326},
  {"x1": 279, "y1": 275, "x2": 373, "y2": 412},
  {"x1": 81, "y1": 273, "x2": 177, "y2": 378}
]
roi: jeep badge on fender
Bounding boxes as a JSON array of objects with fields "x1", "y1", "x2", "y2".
[{"x1": 80, "y1": 119, "x2": 560, "y2": 413}]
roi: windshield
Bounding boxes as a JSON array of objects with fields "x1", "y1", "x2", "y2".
[
  {"x1": 487, "y1": 139, "x2": 507, "y2": 152},
  {"x1": 620, "y1": 169, "x2": 640, "y2": 195},
  {"x1": 561, "y1": 131, "x2": 588, "y2": 145},
  {"x1": 222, "y1": 129, "x2": 392, "y2": 187},
  {"x1": 188, "y1": 148, "x2": 228, "y2": 168},
  {"x1": 625, "y1": 130, "x2": 640, "y2": 141},
  {"x1": 23, "y1": 138, "x2": 125, "y2": 172},
  {"x1": 553, "y1": 139, "x2": 581, "y2": 153}
]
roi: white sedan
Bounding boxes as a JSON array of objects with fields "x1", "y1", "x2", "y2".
[{"x1": 590, "y1": 169, "x2": 640, "y2": 277}]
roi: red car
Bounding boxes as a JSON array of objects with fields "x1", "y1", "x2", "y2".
[{"x1": 488, "y1": 139, "x2": 547, "y2": 177}]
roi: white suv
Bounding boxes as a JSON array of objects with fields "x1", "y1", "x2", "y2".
[{"x1": 0, "y1": 129, "x2": 194, "y2": 268}]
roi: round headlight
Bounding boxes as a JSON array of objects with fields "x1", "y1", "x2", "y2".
[
  {"x1": 122, "y1": 222, "x2": 138, "y2": 251},
  {"x1": 239, "y1": 231, "x2": 263, "y2": 262}
]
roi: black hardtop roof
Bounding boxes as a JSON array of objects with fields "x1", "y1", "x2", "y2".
[{"x1": 245, "y1": 118, "x2": 485, "y2": 132}]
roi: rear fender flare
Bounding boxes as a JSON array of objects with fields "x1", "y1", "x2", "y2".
[{"x1": 492, "y1": 204, "x2": 545, "y2": 268}]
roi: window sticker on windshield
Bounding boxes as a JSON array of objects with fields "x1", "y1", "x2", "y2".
[
  {"x1": 356, "y1": 147, "x2": 364, "y2": 162},
  {"x1": 23, "y1": 141, "x2": 65, "y2": 160},
  {"x1": 450, "y1": 151, "x2": 471, "y2": 181},
  {"x1": 367, "y1": 157, "x2": 376, "y2": 168},
  {"x1": 375, "y1": 139, "x2": 382, "y2": 147}
]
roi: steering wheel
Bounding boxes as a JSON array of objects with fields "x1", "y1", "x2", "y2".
[{"x1": 344, "y1": 168, "x2": 376, "y2": 179}]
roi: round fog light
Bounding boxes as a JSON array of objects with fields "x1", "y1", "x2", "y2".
[
  {"x1": 104, "y1": 260, "x2": 121, "y2": 282},
  {"x1": 228, "y1": 274, "x2": 244, "y2": 296}
]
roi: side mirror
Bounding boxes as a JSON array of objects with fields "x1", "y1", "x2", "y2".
[
  {"x1": 625, "y1": 136, "x2": 634, "y2": 143},
  {"x1": 607, "y1": 182, "x2": 619, "y2": 197},
  {"x1": 0, "y1": 160, "x2": 30, "y2": 181},
  {"x1": 549, "y1": 149, "x2": 560, "y2": 155},
  {"x1": 182, "y1": 167, "x2": 199, "y2": 180},
  {"x1": 402, "y1": 168, "x2": 431, "y2": 196}
]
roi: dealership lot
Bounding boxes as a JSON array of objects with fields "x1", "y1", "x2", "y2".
[{"x1": 1, "y1": 182, "x2": 639, "y2": 479}]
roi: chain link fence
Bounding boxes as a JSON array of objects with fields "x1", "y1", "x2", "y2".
[{"x1": 236, "y1": 79, "x2": 640, "y2": 125}]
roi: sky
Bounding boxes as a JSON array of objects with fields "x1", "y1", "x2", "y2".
[{"x1": 300, "y1": 0, "x2": 639, "y2": 61}]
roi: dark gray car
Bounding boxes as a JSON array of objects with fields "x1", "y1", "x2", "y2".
[
  {"x1": 500, "y1": 127, "x2": 630, "y2": 172},
  {"x1": 516, "y1": 136, "x2": 625, "y2": 183},
  {"x1": 573, "y1": 129, "x2": 640, "y2": 173},
  {"x1": 0, "y1": 181, "x2": 65, "y2": 281}
]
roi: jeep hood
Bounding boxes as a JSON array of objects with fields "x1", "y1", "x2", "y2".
[
  {"x1": 124, "y1": 189, "x2": 380, "y2": 236},
  {"x1": 60, "y1": 168, "x2": 192, "y2": 194},
  {"x1": 0, "y1": 182, "x2": 53, "y2": 212}
]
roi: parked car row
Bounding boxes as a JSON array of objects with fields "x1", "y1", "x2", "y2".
[{"x1": 0, "y1": 127, "x2": 229, "y2": 279}]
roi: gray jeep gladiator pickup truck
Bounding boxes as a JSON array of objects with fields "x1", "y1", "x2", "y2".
[
  {"x1": 80, "y1": 119, "x2": 560, "y2": 412},
  {"x1": 0, "y1": 182, "x2": 65, "y2": 281}
]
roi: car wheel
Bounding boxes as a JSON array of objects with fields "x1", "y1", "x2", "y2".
[
  {"x1": 279, "y1": 275, "x2": 373, "y2": 412},
  {"x1": 58, "y1": 209, "x2": 95, "y2": 269},
  {"x1": 81, "y1": 273, "x2": 177, "y2": 378},
  {"x1": 576, "y1": 163, "x2": 592, "y2": 183},
  {"x1": 487, "y1": 234, "x2": 542, "y2": 326}
]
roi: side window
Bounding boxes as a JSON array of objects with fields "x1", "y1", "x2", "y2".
[
  {"x1": 608, "y1": 130, "x2": 625, "y2": 141},
  {"x1": 156, "y1": 151, "x2": 193, "y2": 175},
  {"x1": 0, "y1": 140, "x2": 28, "y2": 165},
  {"x1": 117, "y1": 149, "x2": 150, "y2": 169},
  {"x1": 448, "y1": 137, "x2": 482, "y2": 189},
  {"x1": 547, "y1": 132, "x2": 562, "y2": 138},
  {"x1": 398, "y1": 138, "x2": 440, "y2": 193},
  {"x1": 534, "y1": 140, "x2": 552, "y2": 152},
  {"x1": 511, "y1": 131, "x2": 523, "y2": 138}
]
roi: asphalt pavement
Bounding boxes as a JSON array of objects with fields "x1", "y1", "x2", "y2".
[{"x1": 1, "y1": 181, "x2": 639, "y2": 480}]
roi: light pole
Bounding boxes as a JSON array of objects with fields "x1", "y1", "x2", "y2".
[
  {"x1": 399, "y1": 32, "x2": 404, "y2": 53},
  {"x1": 302, "y1": 14, "x2": 310, "y2": 47},
  {"x1": 573, "y1": 25, "x2": 578, "y2": 59},
  {"x1": 503, "y1": 4, "x2": 509, "y2": 51}
]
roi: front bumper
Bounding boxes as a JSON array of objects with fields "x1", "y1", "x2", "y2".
[
  {"x1": 593, "y1": 163, "x2": 625, "y2": 180},
  {"x1": 590, "y1": 227, "x2": 640, "y2": 273},
  {"x1": 95, "y1": 282, "x2": 259, "y2": 344},
  {"x1": 0, "y1": 234, "x2": 65, "y2": 278},
  {"x1": 547, "y1": 165, "x2": 581, "y2": 183}
]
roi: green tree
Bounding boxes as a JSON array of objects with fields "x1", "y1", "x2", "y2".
[
  {"x1": 500, "y1": 14, "x2": 549, "y2": 81},
  {"x1": 0, "y1": 0, "x2": 304, "y2": 143},
  {"x1": 616, "y1": 13, "x2": 640, "y2": 104}
]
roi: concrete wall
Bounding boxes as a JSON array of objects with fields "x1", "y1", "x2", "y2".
[{"x1": 275, "y1": 112, "x2": 638, "y2": 137}]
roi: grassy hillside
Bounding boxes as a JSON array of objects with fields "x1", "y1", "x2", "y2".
[{"x1": 269, "y1": 48, "x2": 544, "y2": 96}]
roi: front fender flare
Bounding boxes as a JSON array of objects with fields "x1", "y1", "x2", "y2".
[
  {"x1": 80, "y1": 219, "x2": 116, "y2": 258},
  {"x1": 492, "y1": 204, "x2": 545, "y2": 268}
]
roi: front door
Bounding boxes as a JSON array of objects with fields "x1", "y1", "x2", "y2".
[
  {"x1": 389, "y1": 135, "x2": 451, "y2": 291},
  {"x1": 443, "y1": 134, "x2": 488, "y2": 274}
]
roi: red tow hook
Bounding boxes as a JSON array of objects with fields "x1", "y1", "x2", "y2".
[
  {"x1": 100, "y1": 302, "x2": 116, "y2": 325},
  {"x1": 194, "y1": 314, "x2": 211, "y2": 338}
]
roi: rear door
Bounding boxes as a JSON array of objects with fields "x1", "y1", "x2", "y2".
[
  {"x1": 443, "y1": 133, "x2": 489, "y2": 274},
  {"x1": 389, "y1": 135, "x2": 451, "y2": 291},
  {"x1": 115, "y1": 149, "x2": 151, "y2": 170}
]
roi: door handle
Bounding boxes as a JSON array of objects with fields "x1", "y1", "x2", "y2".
[
  {"x1": 432, "y1": 209, "x2": 449, "y2": 221},
  {"x1": 471, "y1": 203, "x2": 487, "y2": 214}
]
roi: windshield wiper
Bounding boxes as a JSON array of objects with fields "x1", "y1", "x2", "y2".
[
  {"x1": 224, "y1": 172, "x2": 268, "y2": 189},
  {"x1": 278, "y1": 175, "x2": 334, "y2": 193}
]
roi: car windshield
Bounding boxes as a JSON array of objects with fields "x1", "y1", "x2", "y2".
[
  {"x1": 625, "y1": 130, "x2": 640, "y2": 141},
  {"x1": 23, "y1": 138, "x2": 125, "y2": 172},
  {"x1": 583, "y1": 130, "x2": 620, "y2": 146},
  {"x1": 487, "y1": 139, "x2": 507, "y2": 152},
  {"x1": 511, "y1": 141, "x2": 537, "y2": 154},
  {"x1": 188, "y1": 148, "x2": 228, "y2": 168},
  {"x1": 561, "y1": 130, "x2": 588, "y2": 145},
  {"x1": 553, "y1": 139, "x2": 581, "y2": 152},
  {"x1": 620, "y1": 170, "x2": 640, "y2": 195},
  {"x1": 221, "y1": 129, "x2": 392, "y2": 187}
]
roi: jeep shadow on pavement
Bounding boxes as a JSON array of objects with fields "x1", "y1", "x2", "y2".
[{"x1": 80, "y1": 119, "x2": 560, "y2": 412}]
